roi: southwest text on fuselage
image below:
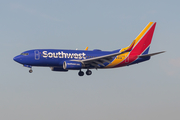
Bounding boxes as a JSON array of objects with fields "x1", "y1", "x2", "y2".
[{"x1": 42, "y1": 51, "x2": 86, "y2": 59}]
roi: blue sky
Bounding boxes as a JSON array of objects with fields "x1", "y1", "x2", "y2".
[{"x1": 1, "y1": 0, "x2": 180, "y2": 120}]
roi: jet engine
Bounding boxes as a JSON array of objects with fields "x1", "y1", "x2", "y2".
[{"x1": 63, "y1": 61, "x2": 82, "y2": 70}]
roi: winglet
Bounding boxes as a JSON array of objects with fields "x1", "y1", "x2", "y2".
[
  {"x1": 126, "y1": 40, "x2": 136, "y2": 52},
  {"x1": 85, "y1": 47, "x2": 88, "y2": 51}
]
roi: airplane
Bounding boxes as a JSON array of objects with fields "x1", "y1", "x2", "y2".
[{"x1": 13, "y1": 22, "x2": 165, "y2": 76}]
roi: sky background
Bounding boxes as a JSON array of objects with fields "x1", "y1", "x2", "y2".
[{"x1": 1, "y1": 0, "x2": 180, "y2": 120}]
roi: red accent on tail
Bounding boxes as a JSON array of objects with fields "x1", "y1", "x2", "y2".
[{"x1": 114, "y1": 22, "x2": 156, "y2": 67}]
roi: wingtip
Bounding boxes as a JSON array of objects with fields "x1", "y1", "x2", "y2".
[{"x1": 85, "y1": 47, "x2": 88, "y2": 51}]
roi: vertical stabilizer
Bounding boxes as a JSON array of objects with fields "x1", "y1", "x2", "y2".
[
  {"x1": 131, "y1": 22, "x2": 156, "y2": 55},
  {"x1": 113, "y1": 22, "x2": 157, "y2": 67}
]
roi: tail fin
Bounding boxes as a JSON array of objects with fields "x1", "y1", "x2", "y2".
[
  {"x1": 130, "y1": 22, "x2": 156, "y2": 55},
  {"x1": 107, "y1": 22, "x2": 160, "y2": 68}
]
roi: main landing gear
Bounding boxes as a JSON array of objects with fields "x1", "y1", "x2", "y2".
[
  {"x1": 78, "y1": 69, "x2": 92, "y2": 76},
  {"x1": 86, "y1": 69, "x2": 92, "y2": 76},
  {"x1": 78, "y1": 70, "x2": 84, "y2": 76}
]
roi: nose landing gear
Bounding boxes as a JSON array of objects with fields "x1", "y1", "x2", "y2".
[
  {"x1": 29, "y1": 68, "x2": 33, "y2": 73},
  {"x1": 23, "y1": 65, "x2": 33, "y2": 73}
]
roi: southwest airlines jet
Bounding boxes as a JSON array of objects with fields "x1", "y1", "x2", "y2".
[{"x1": 13, "y1": 22, "x2": 165, "y2": 76}]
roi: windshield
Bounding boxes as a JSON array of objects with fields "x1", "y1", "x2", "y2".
[{"x1": 20, "y1": 53, "x2": 29, "y2": 56}]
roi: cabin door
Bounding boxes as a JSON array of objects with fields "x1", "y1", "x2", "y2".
[{"x1": 34, "y1": 50, "x2": 40, "y2": 60}]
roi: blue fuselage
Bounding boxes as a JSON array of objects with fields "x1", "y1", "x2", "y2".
[{"x1": 13, "y1": 49, "x2": 117, "y2": 67}]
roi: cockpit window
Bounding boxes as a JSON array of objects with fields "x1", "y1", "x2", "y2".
[{"x1": 20, "y1": 53, "x2": 29, "y2": 56}]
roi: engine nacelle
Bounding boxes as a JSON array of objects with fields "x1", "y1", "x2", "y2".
[
  {"x1": 63, "y1": 61, "x2": 82, "y2": 70},
  {"x1": 51, "y1": 67, "x2": 68, "y2": 72}
]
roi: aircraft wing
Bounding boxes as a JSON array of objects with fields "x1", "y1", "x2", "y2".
[
  {"x1": 83, "y1": 50, "x2": 127, "y2": 62},
  {"x1": 80, "y1": 50, "x2": 128, "y2": 68},
  {"x1": 73, "y1": 41, "x2": 135, "y2": 68}
]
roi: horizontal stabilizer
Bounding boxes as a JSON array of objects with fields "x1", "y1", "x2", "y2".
[{"x1": 139, "y1": 51, "x2": 165, "y2": 57}]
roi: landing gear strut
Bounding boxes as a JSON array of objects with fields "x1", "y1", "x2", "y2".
[
  {"x1": 78, "y1": 70, "x2": 84, "y2": 76},
  {"x1": 86, "y1": 69, "x2": 92, "y2": 76}
]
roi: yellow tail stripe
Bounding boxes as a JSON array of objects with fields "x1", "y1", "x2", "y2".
[{"x1": 134, "y1": 22, "x2": 154, "y2": 45}]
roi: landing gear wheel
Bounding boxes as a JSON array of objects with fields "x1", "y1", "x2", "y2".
[
  {"x1": 29, "y1": 69, "x2": 33, "y2": 73},
  {"x1": 86, "y1": 70, "x2": 92, "y2": 76},
  {"x1": 78, "y1": 70, "x2": 84, "y2": 76}
]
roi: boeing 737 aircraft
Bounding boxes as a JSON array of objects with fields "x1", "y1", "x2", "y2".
[{"x1": 13, "y1": 22, "x2": 165, "y2": 76}]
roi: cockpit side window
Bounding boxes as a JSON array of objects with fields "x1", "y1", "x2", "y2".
[{"x1": 20, "y1": 53, "x2": 29, "y2": 56}]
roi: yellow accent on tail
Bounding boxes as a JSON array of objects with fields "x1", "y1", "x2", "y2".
[
  {"x1": 126, "y1": 39, "x2": 136, "y2": 51},
  {"x1": 134, "y1": 22, "x2": 154, "y2": 45}
]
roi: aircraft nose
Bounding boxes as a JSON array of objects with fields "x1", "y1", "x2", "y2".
[{"x1": 13, "y1": 55, "x2": 22, "y2": 63}]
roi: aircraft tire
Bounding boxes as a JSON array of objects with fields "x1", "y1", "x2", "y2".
[
  {"x1": 78, "y1": 71, "x2": 84, "y2": 76},
  {"x1": 86, "y1": 70, "x2": 92, "y2": 75},
  {"x1": 29, "y1": 69, "x2": 33, "y2": 73}
]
